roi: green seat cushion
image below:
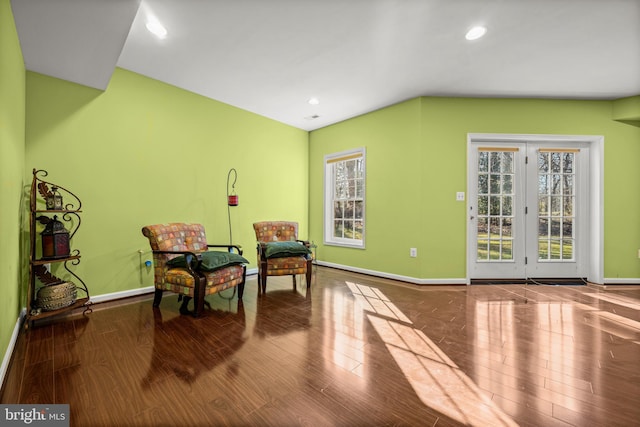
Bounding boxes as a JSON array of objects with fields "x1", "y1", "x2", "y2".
[
  {"x1": 264, "y1": 241, "x2": 311, "y2": 259},
  {"x1": 167, "y1": 251, "x2": 249, "y2": 271}
]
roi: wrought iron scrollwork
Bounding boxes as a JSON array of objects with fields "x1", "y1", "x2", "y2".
[
  {"x1": 32, "y1": 169, "x2": 83, "y2": 211},
  {"x1": 27, "y1": 168, "x2": 92, "y2": 326}
]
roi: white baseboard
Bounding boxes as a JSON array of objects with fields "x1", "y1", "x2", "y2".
[
  {"x1": 315, "y1": 261, "x2": 468, "y2": 285},
  {"x1": 603, "y1": 278, "x2": 640, "y2": 285},
  {"x1": 89, "y1": 286, "x2": 156, "y2": 304},
  {"x1": 1, "y1": 308, "x2": 26, "y2": 391}
]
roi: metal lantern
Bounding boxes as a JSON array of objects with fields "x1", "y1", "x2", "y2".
[
  {"x1": 41, "y1": 215, "x2": 70, "y2": 259},
  {"x1": 228, "y1": 191, "x2": 239, "y2": 206},
  {"x1": 46, "y1": 186, "x2": 63, "y2": 210},
  {"x1": 227, "y1": 168, "x2": 239, "y2": 206}
]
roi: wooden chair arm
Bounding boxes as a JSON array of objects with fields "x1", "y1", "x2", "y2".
[
  {"x1": 207, "y1": 244, "x2": 243, "y2": 255},
  {"x1": 152, "y1": 250, "x2": 200, "y2": 275},
  {"x1": 256, "y1": 242, "x2": 267, "y2": 257}
]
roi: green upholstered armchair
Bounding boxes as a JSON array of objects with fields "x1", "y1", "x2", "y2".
[
  {"x1": 252, "y1": 221, "x2": 312, "y2": 294},
  {"x1": 141, "y1": 223, "x2": 246, "y2": 316}
]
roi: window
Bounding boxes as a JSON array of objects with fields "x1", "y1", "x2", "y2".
[{"x1": 324, "y1": 148, "x2": 365, "y2": 248}]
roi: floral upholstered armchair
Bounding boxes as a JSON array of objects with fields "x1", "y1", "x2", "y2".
[
  {"x1": 252, "y1": 221, "x2": 312, "y2": 294},
  {"x1": 141, "y1": 223, "x2": 248, "y2": 316}
]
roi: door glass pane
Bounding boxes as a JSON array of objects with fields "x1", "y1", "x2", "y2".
[
  {"x1": 502, "y1": 240, "x2": 513, "y2": 260},
  {"x1": 502, "y1": 175, "x2": 513, "y2": 194},
  {"x1": 550, "y1": 240, "x2": 561, "y2": 259},
  {"x1": 477, "y1": 150, "x2": 515, "y2": 261},
  {"x1": 539, "y1": 240, "x2": 549, "y2": 259},
  {"x1": 478, "y1": 196, "x2": 488, "y2": 215},
  {"x1": 490, "y1": 153, "x2": 501, "y2": 172},
  {"x1": 489, "y1": 241, "x2": 501, "y2": 260},
  {"x1": 551, "y1": 174, "x2": 562, "y2": 194},
  {"x1": 550, "y1": 218, "x2": 561, "y2": 239},
  {"x1": 537, "y1": 150, "x2": 575, "y2": 261},
  {"x1": 562, "y1": 239, "x2": 573, "y2": 259},
  {"x1": 538, "y1": 174, "x2": 548, "y2": 194},
  {"x1": 502, "y1": 196, "x2": 512, "y2": 215},
  {"x1": 477, "y1": 217, "x2": 488, "y2": 236},
  {"x1": 563, "y1": 196, "x2": 573, "y2": 216},
  {"x1": 551, "y1": 153, "x2": 561, "y2": 172},
  {"x1": 490, "y1": 174, "x2": 501, "y2": 193},
  {"x1": 563, "y1": 175, "x2": 573, "y2": 195},
  {"x1": 478, "y1": 174, "x2": 488, "y2": 193},
  {"x1": 538, "y1": 153, "x2": 549, "y2": 172},
  {"x1": 538, "y1": 218, "x2": 549, "y2": 237},
  {"x1": 551, "y1": 196, "x2": 562, "y2": 215},
  {"x1": 478, "y1": 152, "x2": 489, "y2": 172},
  {"x1": 502, "y1": 153, "x2": 513, "y2": 173},
  {"x1": 538, "y1": 196, "x2": 549, "y2": 216},
  {"x1": 477, "y1": 239, "x2": 489, "y2": 260},
  {"x1": 563, "y1": 153, "x2": 573, "y2": 173},
  {"x1": 501, "y1": 218, "x2": 512, "y2": 237}
]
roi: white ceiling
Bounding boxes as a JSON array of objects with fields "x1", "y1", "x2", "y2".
[{"x1": 11, "y1": 0, "x2": 640, "y2": 131}]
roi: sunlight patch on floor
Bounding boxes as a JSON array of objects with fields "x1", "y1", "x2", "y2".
[
  {"x1": 346, "y1": 281, "x2": 412, "y2": 324},
  {"x1": 348, "y1": 282, "x2": 519, "y2": 427},
  {"x1": 583, "y1": 292, "x2": 640, "y2": 311}
]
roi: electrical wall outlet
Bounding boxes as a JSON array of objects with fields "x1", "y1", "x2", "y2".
[
  {"x1": 456, "y1": 192, "x2": 465, "y2": 201},
  {"x1": 410, "y1": 248, "x2": 417, "y2": 257}
]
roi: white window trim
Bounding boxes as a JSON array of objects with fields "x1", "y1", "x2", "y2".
[{"x1": 323, "y1": 147, "x2": 366, "y2": 248}]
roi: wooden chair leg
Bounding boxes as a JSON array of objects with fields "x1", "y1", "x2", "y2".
[
  {"x1": 305, "y1": 259, "x2": 312, "y2": 288},
  {"x1": 152, "y1": 288, "x2": 163, "y2": 307},
  {"x1": 261, "y1": 272, "x2": 267, "y2": 294},
  {"x1": 238, "y1": 266, "x2": 246, "y2": 300},
  {"x1": 193, "y1": 276, "x2": 206, "y2": 317},
  {"x1": 179, "y1": 296, "x2": 192, "y2": 315},
  {"x1": 259, "y1": 261, "x2": 268, "y2": 294}
]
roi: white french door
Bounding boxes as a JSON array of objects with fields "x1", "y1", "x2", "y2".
[{"x1": 467, "y1": 137, "x2": 590, "y2": 280}]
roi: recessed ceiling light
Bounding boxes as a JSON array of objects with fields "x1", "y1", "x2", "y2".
[
  {"x1": 308, "y1": 97, "x2": 320, "y2": 105},
  {"x1": 146, "y1": 20, "x2": 167, "y2": 39},
  {"x1": 465, "y1": 26, "x2": 487, "y2": 41}
]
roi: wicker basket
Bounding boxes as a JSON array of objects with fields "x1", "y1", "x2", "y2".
[{"x1": 36, "y1": 281, "x2": 77, "y2": 311}]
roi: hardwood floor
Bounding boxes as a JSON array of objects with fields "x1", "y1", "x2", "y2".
[{"x1": 2, "y1": 267, "x2": 639, "y2": 426}]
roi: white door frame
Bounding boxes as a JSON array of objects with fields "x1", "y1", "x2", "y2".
[{"x1": 466, "y1": 133, "x2": 604, "y2": 284}]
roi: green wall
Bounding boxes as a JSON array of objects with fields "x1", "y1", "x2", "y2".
[
  {"x1": 25, "y1": 68, "x2": 309, "y2": 298},
  {"x1": 309, "y1": 99, "x2": 423, "y2": 279},
  {"x1": 612, "y1": 95, "x2": 640, "y2": 123},
  {"x1": 309, "y1": 97, "x2": 640, "y2": 281},
  {"x1": 0, "y1": 0, "x2": 25, "y2": 372}
]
